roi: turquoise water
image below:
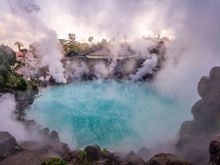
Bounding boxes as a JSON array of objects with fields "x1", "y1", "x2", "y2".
[{"x1": 27, "y1": 80, "x2": 191, "y2": 149}]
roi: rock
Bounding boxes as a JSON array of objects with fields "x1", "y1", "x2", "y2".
[
  {"x1": 176, "y1": 135, "x2": 209, "y2": 164},
  {"x1": 198, "y1": 67, "x2": 220, "y2": 100},
  {"x1": 177, "y1": 66, "x2": 220, "y2": 164},
  {"x1": 47, "y1": 142, "x2": 70, "y2": 159},
  {"x1": 65, "y1": 150, "x2": 80, "y2": 161},
  {"x1": 0, "y1": 139, "x2": 71, "y2": 165},
  {"x1": 137, "y1": 147, "x2": 152, "y2": 160},
  {"x1": 191, "y1": 100, "x2": 220, "y2": 133},
  {"x1": 0, "y1": 132, "x2": 19, "y2": 160},
  {"x1": 209, "y1": 134, "x2": 220, "y2": 165},
  {"x1": 146, "y1": 153, "x2": 192, "y2": 165},
  {"x1": 15, "y1": 90, "x2": 37, "y2": 113},
  {"x1": 23, "y1": 119, "x2": 40, "y2": 131},
  {"x1": 49, "y1": 130, "x2": 59, "y2": 142},
  {"x1": 0, "y1": 149, "x2": 59, "y2": 165},
  {"x1": 20, "y1": 141, "x2": 42, "y2": 151},
  {"x1": 95, "y1": 159, "x2": 109, "y2": 165},
  {"x1": 126, "y1": 151, "x2": 145, "y2": 165},
  {"x1": 84, "y1": 144, "x2": 101, "y2": 161},
  {"x1": 40, "y1": 128, "x2": 50, "y2": 136},
  {"x1": 101, "y1": 150, "x2": 121, "y2": 165}
]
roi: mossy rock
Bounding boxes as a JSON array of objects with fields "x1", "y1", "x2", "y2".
[{"x1": 41, "y1": 157, "x2": 67, "y2": 165}]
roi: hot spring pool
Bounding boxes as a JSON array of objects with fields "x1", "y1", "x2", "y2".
[{"x1": 26, "y1": 80, "x2": 191, "y2": 149}]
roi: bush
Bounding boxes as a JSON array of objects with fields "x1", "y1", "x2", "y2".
[
  {"x1": 41, "y1": 157, "x2": 67, "y2": 165},
  {"x1": 27, "y1": 79, "x2": 39, "y2": 91},
  {"x1": 6, "y1": 73, "x2": 27, "y2": 91},
  {"x1": 102, "y1": 148, "x2": 108, "y2": 153},
  {"x1": 79, "y1": 151, "x2": 87, "y2": 159},
  {"x1": 0, "y1": 44, "x2": 39, "y2": 92}
]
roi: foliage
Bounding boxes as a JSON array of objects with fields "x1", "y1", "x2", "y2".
[
  {"x1": 79, "y1": 151, "x2": 87, "y2": 159},
  {"x1": 41, "y1": 157, "x2": 67, "y2": 165},
  {"x1": 102, "y1": 148, "x2": 108, "y2": 153},
  {"x1": 0, "y1": 44, "x2": 38, "y2": 92},
  {"x1": 15, "y1": 145, "x2": 22, "y2": 151},
  {"x1": 5, "y1": 72, "x2": 28, "y2": 91},
  {"x1": 27, "y1": 79, "x2": 39, "y2": 91},
  {"x1": 14, "y1": 41, "x2": 24, "y2": 51},
  {"x1": 88, "y1": 36, "x2": 94, "y2": 43},
  {"x1": 60, "y1": 38, "x2": 90, "y2": 55},
  {"x1": 60, "y1": 33, "x2": 108, "y2": 56}
]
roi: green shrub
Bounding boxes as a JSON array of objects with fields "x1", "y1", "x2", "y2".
[
  {"x1": 102, "y1": 148, "x2": 108, "y2": 153},
  {"x1": 5, "y1": 73, "x2": 27, "y2": 91},
  {"x1": 79, "y1": 151, "x2": 87, "y2": 159},
  {"x1": 0, "y1": 44, "x2": 40, "y2": 92},
  {"x1": 27, "y1": 79, "x2": 39, "y2": 91},
  {"x1": 41, "y1": 157, "x2": 67, "y2": 165},
  {"x1": 15, "y1": 145, "x2": 22, "y2": 151}
]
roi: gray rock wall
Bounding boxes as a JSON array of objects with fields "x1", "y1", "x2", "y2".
[{"x1": 177, "y1": 67, "x2": 220, "y2": 164}]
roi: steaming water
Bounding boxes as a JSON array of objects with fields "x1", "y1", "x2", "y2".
[{"x1": 27, "y1": 80, "x2": 191, "y2": 149}]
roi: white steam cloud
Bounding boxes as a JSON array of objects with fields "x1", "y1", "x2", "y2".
[
  {"x1": 1, "y1": 0, "x2": 219, "y2": 95},
  {"x1": 154, "y1": 0, "x2": 220, "y2": 102},
  {"x1": 1, "y1": 0, "x2": 66, "y2": 83},
  {"x1": 131, "y1": 54, "x2": 158, "y2": 81},
  {"x1": 0, "y1": 94, "x2": 29, "y2": 141}
]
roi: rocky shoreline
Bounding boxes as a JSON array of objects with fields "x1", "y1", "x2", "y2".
[{"x1": 0, "y1": 131, "x2": 192, "y2": 165}]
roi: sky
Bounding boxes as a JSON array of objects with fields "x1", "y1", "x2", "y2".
[{"x1": 0, "y1": 0, "x2": 179, "y2": 48}]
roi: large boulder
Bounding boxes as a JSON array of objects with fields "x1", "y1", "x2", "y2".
[
  {"x1": 72, "y1": 146, "x2": 122, "y2": 165},
  {"x1": 48, "y1": 130, "x2": 60, "y2": 142},
  {"x1": 198, "y1": 67, "x2": 220, "y2": 100},
  {"x1": 146, "y1": 153, "x2": 191, "y2": 165},
  {"x1": 0, "y1": 132, "x2": 19, "y2": 160},
  {"x1": 126, "y1": 151, "x2": 145, "y2": 165},
  {"x1": 177, "y1": 66, "x2": 220, "y2": 164},
  {"x1": 15, "y1": 90, "x2": 36, "y2": 115},
  {"x1": 209, "y1": 134, "x2": 220, "y2": 165},
  {"x1": 137, "y1": 147, "x2": 152, "y2": 160},
  {"x1": 100, "y1": 150, "x2": 121, "y2": 165},
  {"x1": 84, "y1": 144, "x2": 101, "y2": 161}
]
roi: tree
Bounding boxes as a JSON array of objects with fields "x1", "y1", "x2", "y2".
[
  {"x1": 14, "y1": 41, "x2": 24, "y2": 51},
  {"x1": 68, "y1": 33, "x2": 76, "y2": 43},
  {"x1": 88, "y1": 36, "x2": 94, "y2": 44}
]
